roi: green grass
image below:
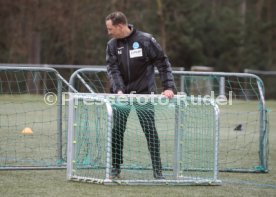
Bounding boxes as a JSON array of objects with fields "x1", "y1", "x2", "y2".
[
  {"x1": 0, "y1": 97, "x2": 276, "y2": 196},
  {"x1": 0, "y1": 95, "x2": 64, "y2": 167},
  {"x1": 1, "y1": 169, "x2": 276, "y2": 197}
]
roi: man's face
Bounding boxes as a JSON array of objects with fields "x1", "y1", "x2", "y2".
[{"x1": 106, "y1": 20, "x2": 123, "y2": 39}]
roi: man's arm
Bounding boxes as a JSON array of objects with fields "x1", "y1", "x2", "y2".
[
  {"x1": 106, "y1": 42, "x2": 125, "y2": 93},
  {"x1": 147, "y1": 37, "x2": 175, "y2": 98}
]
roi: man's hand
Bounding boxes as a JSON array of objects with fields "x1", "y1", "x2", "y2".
[{"x1": 162, "y1": 89, "x2": 174, "y2": 99}]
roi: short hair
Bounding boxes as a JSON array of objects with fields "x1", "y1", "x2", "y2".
[{"x1": 106, "y1": 11, "x2": 128, "y2": 26}]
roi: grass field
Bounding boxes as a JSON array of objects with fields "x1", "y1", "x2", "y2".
[{"x1": 0, "y1": 98, "x2": 276, "y2": 197}]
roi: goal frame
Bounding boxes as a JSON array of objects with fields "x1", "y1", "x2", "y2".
[
  {"x1": 66, "y1": 93, "x2": 221, "y2": 185},
  {"x1": 0, "y1": 66, "x2": 67, "y2": 170},
  {"x1": 69, "y1": 68, "x2": 269, "y2": 173}
]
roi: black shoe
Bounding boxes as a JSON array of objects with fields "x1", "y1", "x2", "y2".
[
  {"x1": 153, "y1": 170, "x2": 165, "y2": 180},
  {"x1": 110, "y1": 166, "x2": 121, "y2": 179}
]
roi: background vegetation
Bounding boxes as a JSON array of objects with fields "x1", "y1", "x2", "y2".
[
  {"x1": 0, "y1": 1, "x2": 276, "y2": 195},
  {"x1": 0, "y1": 0, "x2": 275, "y2": 71}
]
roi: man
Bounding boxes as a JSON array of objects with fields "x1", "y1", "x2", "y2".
[{"x1": 105, "y1": 11, "x2": 175, "y2": 179}]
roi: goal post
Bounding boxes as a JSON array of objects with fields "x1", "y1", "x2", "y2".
[
  {"x1": 69, "y1": 68, "x2": 269, "y2": 173},
  {"x1": 1, "y1": 65, "x2": 269, "y2": 177},
  {"x1": 172, "y1": 71, "x2": 268, "y2": 172},
  {"x1": 244, "y1": 68, "x2": 276, "y2": 99},
  {"x1": 0, "y1": 66, "x2": 70, "y2": 169},
  {"x1": 66, "y1": 93, "x2": 220, "y2": 185}
]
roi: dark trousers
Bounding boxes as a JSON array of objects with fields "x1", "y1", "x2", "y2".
[{"x1": 111, "y1": 102, "x2": 162, "y2": 172}]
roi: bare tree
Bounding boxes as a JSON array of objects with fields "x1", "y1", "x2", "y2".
[
  {"x1": 266, "y1": 0, "x2": 275, "y2": 68},
  {"x1": 156, "y1": 0, "x2": 166, "y2": 51}
]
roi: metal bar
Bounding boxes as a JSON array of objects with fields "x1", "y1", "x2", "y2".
[
  {"x1": 70, "y1": 175, "x2": 221, "y2": 186},
  {"x1": 66, "y1": 93, "x2": 76, "y2": 180},
  {"x1": 219, "y1": 77, "x2": 225, "y2": 96},
  {"x1": 257, "y1": 81, "x2": 268, "y2": 171},
  {"x1": 57, "y1": 75, "x2": 63, "y2": 163},
  {"x1": 244, "y1": 69, "x2": 276, "y2": 75},
  {"x1": 213, "y1": 102, "x2": 220, "y2": 181},
  {"x1": 105, "y1": 99, "x2": 113, "y2": 181},
  {"x1": 76, "y1": 74, "x2": 95, "y2": 93},
  {"x1": 0, "y1": 166, "x2": 66, "y2": 171},
  {"x1": 0, "y1": 63, "x2": 106, "y2": 69},
  {"x1": 173, "y1": 101, "x2": 180, "y2": 178}
]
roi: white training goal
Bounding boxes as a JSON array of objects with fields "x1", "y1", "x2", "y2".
[
  {"x1": 67, "y1": 93, "x2": 220, "y2": 185},
  {"x1": 68, "y1": 68, "x2": 268, "y2": 174}
]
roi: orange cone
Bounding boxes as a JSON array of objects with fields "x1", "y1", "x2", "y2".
[{"x1": 21, "y1": 127, "x2": 33, "y2": 135}]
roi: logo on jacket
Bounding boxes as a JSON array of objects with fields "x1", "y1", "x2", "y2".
[
  {"x1": 132, "y1": 42, "x2": 139, "y2": 49},
  {"x1": 129, "y1": 48, "x2": 142, "y2": 58},
  {"x1": 117, "y1": 47, "x2": 124, "y2": 55}
]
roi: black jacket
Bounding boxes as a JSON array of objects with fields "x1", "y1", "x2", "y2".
[{"x1": 106, "y1": 25, "x2": 175, "y2": 94}]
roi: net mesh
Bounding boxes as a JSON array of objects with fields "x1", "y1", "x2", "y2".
[
  {"x1": 69, "y1": 95, "x2": 218, "y2": 183},
  {"x1": 70, "y1": 70, "x2": 268, "y2": 173},
  {"x1": 0, "y1": 68, "x2": 68, "y2": 168},
  {"x1": 244, "y1": 69, "x2": 276, "y2": 99},
  {"x1": 0, "y1": 67, "x2": 268, "y2": 174}
]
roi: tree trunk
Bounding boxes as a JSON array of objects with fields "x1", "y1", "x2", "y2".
[
  {"x1": 239, "y1": 0, "x2": 247, "y2": 70},
  {"x1": 27, "y1": 31, "x2": 41, "y2": 94},
  {"x1": 256, "y1": 0, "x2": 265, "y2": 22},
  {"x1": 211, "y1": 0, "x2": 217, "y2": 18},
  {"x1": 156, "y1": 0, "x2": 166, "y2": 52},
  {"x1": 267, "y1": 0, "x2": 275, "y2": 68}
]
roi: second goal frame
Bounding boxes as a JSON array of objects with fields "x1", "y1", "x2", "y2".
[{"x1": 69, "y1": 68, "x2": 269, "y2": 173}]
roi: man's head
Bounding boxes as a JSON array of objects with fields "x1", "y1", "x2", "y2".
[{"x1": 105, "y1": 11, "x2": 129, "y2": 39}]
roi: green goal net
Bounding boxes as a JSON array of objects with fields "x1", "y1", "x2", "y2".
[
  {"x1": 0, "y1": 67, "x2": 70, "y2": 169},
  {"x1": 69, "y1": 69, "x2": 268, "y2": 173},
  {"x1": 67, "y1": 94, "x2": 220, "y2": 185}
]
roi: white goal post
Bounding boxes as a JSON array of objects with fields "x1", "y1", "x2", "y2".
[
  {"x1": 68, "y1": 68, "x2": 269, "y2": 173},
  {"x1": 244, "y1": 68, "x2": 276, "y2": 99},
  {"x1": 66, "y1": 93, "x2": 220, "y2": 185}
]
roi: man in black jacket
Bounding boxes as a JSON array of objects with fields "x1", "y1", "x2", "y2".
[{"x1": 105, "y1": 11, "x2": 175, "y2": 179}]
